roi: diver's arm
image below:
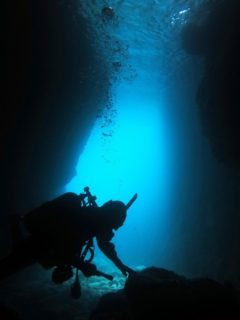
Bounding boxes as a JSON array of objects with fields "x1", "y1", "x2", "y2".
[{"x1": 96, "y1": 237, "x2": 133, "y2": 276}]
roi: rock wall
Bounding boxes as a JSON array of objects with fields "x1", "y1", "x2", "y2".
[{"x1": 1, "y1": 0, "x2": 110, "y2": 214}]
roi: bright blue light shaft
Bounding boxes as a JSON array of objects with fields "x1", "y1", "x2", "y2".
[
  {"x1": 66, "y1": 81, "x2": 171, "y2": 266},
  {"x1": 66, "y1": 84, "x2": 166, "y2": 201}
]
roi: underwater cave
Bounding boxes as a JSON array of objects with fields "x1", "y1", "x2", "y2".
[{"x1": 1, "y1": 0, "x2": 240, "y2": 319}]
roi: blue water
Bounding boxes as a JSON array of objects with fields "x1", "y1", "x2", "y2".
[{"x1": 66, "y1": 1, "x2": 205, "y2": 271}]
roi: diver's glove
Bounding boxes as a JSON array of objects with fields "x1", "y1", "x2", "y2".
[{"x1": 119, "y1": 264, "x2": 135, "y2": 277}]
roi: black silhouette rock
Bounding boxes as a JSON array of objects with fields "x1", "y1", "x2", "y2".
[{"x1": 90, "y1": 267, "x2": 240, "y2": 319}]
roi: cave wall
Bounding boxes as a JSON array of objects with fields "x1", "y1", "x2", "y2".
[
  {"x1": 178, "y1": 0, "x2": 240, "y2": 281},
  {"x1": 182, "y1": 0, "x2": 240, "y2": 168},
  {"x1": 1, "y1": 0, "x2": 110, "y2": 219}
]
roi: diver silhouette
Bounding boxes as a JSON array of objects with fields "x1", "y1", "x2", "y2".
[{"x1": 0, "y1": 187, "x2": 137, "y2": 298}]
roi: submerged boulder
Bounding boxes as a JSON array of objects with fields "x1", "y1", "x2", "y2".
[
  {"x1": 89, "y1": 291, "x2": 132, "y2": 320},
  {"x1": 90, "y1": 267, "x2": 240, "y2": 319}
]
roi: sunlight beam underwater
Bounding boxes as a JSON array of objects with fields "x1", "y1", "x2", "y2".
[{"x1": 66, "y1": 82, "x2": 172, "y2": 267}]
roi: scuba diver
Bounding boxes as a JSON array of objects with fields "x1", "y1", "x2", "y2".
[{"x1": 0, "y1": 187, "x2": 137, "y2": 298}]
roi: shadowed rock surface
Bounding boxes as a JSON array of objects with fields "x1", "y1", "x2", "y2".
[
  {"x1": 1, "y1": 0, "x2": 110, "y2": 258},
  {"x1": 0, "y1": 259, "x2": 131, "y2": 320},
  {"x1": 91, "y1": 267, "x2": 240, "y2": 319},
  {"x1": 2, "y1": 0, "x2": 110, "y2": 217},
  {"x1": 182, "y1": 0, "x2": 240, "y2": 167},
  {"x1": 0, "y1": 304, "x2": 22, "y2": 320}
]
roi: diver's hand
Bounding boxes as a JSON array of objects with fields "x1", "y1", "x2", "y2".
[{"x1": 119, "y1": 264, "x2": 135, "y2": 277}]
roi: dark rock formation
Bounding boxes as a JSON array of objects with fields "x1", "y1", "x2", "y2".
[
  {"x1": 1, "y1": 0, "x2": 110, "y2": 217},
  {"x1": 0, "y1": 304, "x2": 22, "y2": 320},
  {"x1": 90, "y1": 291, "x2": 132, "y2": 320},
  {"x1": 90, "y1": 267, "x2": 240, "y2": 319},
  {"x1": 181, "y1": 0, "x2": 240, "y2": 167}
]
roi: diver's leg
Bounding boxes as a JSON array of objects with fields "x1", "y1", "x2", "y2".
[{"x1": 0, "y1": 238, "x2": 36, "y2": 281}]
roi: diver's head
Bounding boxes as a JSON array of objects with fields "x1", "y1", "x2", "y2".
[
  {"x1": 100, "y1": 194, "x2": 138, "y2": 230},
  {"x1": 100, "y1": 200, "x2": 127, "y2": 230}
]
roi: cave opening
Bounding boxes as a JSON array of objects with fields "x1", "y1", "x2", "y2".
[{"x1": 65, "y1": 1, "x2": 196, "y2": 271}]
